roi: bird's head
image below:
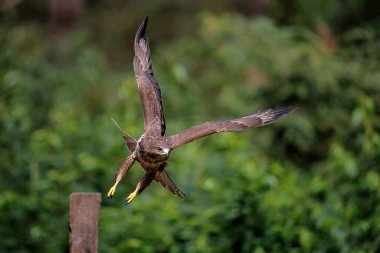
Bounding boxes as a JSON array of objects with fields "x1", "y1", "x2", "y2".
[
  {"x1": 150, "y1": 138, "x2": 170, "y2": 158},
  {"x1": 143, "y1": 145, "x2": 170, "y2": 163},
  {"x1": 153, "y1": 146, "x2": 170, "y2": 156},
  {"x1": 138, "y1": 137, "x2": 171, "y2": 162}
]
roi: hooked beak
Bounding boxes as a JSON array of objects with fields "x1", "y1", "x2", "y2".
[{"x1": 162, "y1": 147, "x2": 170, "y2": 155}]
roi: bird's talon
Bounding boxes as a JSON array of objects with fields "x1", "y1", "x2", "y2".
[
  {"x1": 107, "y1": 184, "x2": 118, "y2": 199},
  {"x1": 125, "y1": 191, "x2": 138, "y2": 204}
]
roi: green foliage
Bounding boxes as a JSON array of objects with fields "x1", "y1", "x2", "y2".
[{"x1": 1, "y1": 8, "x2": 380, "y2": 253}]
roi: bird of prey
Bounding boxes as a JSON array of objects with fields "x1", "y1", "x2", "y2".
[{"x1": 107, "y1": 16, "x2": 296, "y2": 204}]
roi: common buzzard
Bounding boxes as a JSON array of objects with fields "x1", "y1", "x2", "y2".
[{"x1": 107, "y1": 16, "x2": 296, "y2": 204}]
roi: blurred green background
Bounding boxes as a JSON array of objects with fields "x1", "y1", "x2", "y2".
[{"x1": 1, "y1": 0, "x2": 380, "y2": 252}]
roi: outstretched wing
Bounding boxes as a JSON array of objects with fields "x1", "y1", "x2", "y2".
[
  {"x1": 154, "y1": 168, "x2": 186, "y2": 199},
  {"x1": 134, "y1": 16, "x2": 166, "y2": 136},
  {"x1": 167, "y1": 107, "x2": 296, "y2": 149}
]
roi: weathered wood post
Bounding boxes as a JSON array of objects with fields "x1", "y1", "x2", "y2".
[{"x1": 70, "y1": 192, "x2": 102, "y2": 253}]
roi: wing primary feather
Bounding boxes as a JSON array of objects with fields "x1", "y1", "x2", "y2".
[
  {"x1": 135, "y1": 16, "x2": 149, "y2": 44},
  {"x1": 134, "y1": 16, "x2": 152, "y2": 74},
  {"x1": 168, "y1": 107, "x2": 297, "y2": 149},
  {"x1": 243, "y1": 107, "x2": 297, "y2": 126},
  {"x1": 134, "y1": 16, "x2": 166, "y2": 136}
]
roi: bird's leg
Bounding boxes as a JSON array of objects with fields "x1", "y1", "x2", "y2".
[
  {"x1": 125, "y1": 171, "x2": 156, "y2": 204},
  {"x1": 107, "y1": 153, "x2": 136, "y2": 198},
  {"x1": 125, "y1": 186, "x2": 139, "y2": 204},
  {"x1": 107, "y1": 175, "x2": 124, "y2": 199}
]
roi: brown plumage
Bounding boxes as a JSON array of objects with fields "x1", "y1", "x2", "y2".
[
  {"x1": 107, "y1": 16, "x2": 297, "y2": 204},
  {"x1": 133, "y1": 16, "x2": 166, "y2": 136}
]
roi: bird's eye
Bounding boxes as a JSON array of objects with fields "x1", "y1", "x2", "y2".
[{"x1": 156, "y1": 147, "x2": 163, "y2": 151}]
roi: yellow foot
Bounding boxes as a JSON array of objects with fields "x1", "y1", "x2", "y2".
[
  {"x1": 107, "y1": 183, "x2": 118, "y2": 198},
  {"x1": 125, "y1": 190, "x2": 138, "y2": 204}
]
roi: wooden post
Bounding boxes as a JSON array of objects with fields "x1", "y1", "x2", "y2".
[{"x1": 70, "y1": 192, "x2": 102, "y2": 253}]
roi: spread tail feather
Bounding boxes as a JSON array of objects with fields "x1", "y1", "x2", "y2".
[{"x1": 154, "y1": 169, "x2": 186, "y2": 199}]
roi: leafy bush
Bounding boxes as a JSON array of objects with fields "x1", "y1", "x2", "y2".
[{"x1": 1, "y1": 11, "x2": 380, "y2": 253}]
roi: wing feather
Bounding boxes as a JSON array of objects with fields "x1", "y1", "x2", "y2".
[
  {"x1": 134, "y1": 16, "x2": 166, "y2": 136},
  {"x1": 168, "y1": 107, "x2": 296, "y2": 149}
]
